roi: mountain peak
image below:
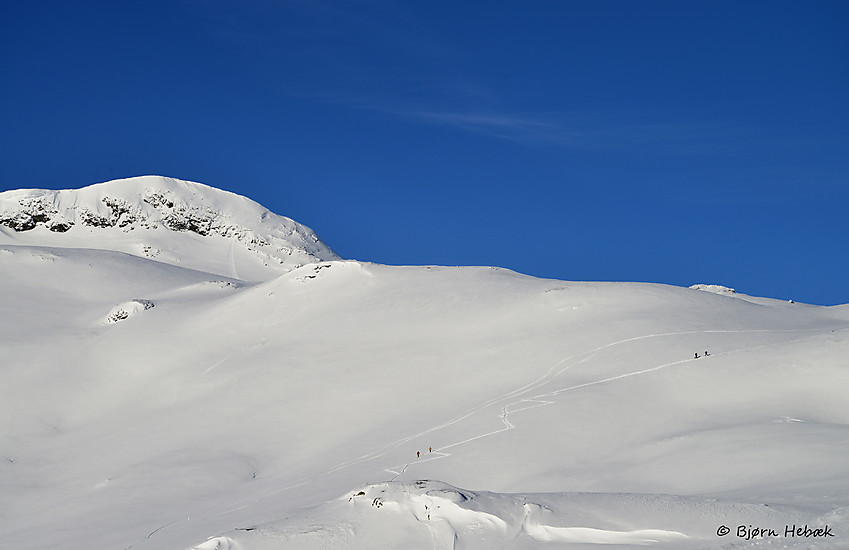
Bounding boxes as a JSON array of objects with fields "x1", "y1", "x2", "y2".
[{"x1": 0, "y1": 176, "x2": 340, "y2": 280}]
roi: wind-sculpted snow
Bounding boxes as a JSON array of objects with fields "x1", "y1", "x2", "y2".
[
  {"x1": 0, "y1": 176, "x2": 339, "y2": 280},
  {"x1": 195, "y1": 480, "x2": 847, "y2": 549}
]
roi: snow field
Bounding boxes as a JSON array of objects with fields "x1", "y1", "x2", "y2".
[{"x1": 2, "y1": 179, "x2": 849, "y2": 549}]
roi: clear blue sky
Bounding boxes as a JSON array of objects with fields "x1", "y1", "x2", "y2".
[{"x1": 2, "y1": 1, "x2": 848, "y2": 304}]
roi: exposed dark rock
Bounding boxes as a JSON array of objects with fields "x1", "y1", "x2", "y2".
[
  {"x1": 102, "y1": 197, "x2": 142, "y2": 227},
  {"x1": 0, "y1": 215, "x2": 37, "y2": 231},
  {"x1": 79, "y1": 210, "x2": 112, "y2": 228},
  {"x1": 143, "y1": 192, "x2": 175, "y2": 209},
  {"x1": 0, "y1": 198, "x2": 58, "y2": 231},
  {"x1": 48, "y1": 222, "x2": 73, "y2": 232}
]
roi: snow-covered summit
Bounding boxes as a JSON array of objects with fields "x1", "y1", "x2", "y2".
[{"x1": 0, "y1": 176, "x2": 340, "y2": 280}]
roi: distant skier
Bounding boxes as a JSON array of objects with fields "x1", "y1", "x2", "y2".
[
  {"x1": 704, "y1": 351, "x2": 710, "y2": 357},
  {"x1": 429, "y1": 447, "x2": 432, "y2": 453},
  {"x1": 417, "y1": 451, "x2": 420, "y2": 458},
  {"x1": 694, "y1": 352, "x2": 700, "y2": 359}
]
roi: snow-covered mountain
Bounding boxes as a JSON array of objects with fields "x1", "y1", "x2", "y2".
[
  {"x1": 1, "y1": 178, "x2": 848, "y2": 550},
  {"x1": 0, "y1": 175, "x2": 340, "y2": 280}
]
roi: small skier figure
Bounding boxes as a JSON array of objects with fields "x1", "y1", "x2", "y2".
[
  {"x1": 417, "y1": 451, "x2": 420, "y2": 458},
  {"x1": 704, "y1": 351, "x2": 710, "y2": 357},
  {"x1": 694, "y1": 352, "x2": 700, "y2": 359},
  {"x1": 429, "y1": 447, "x2": 432, "y2": 453}
]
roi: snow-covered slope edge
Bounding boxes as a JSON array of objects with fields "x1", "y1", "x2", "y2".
[
  {"x1": 0, "y1": 175, "x2": 340, "y2": 280},
  {"x1": 195, "y1": 480, "x2": 847, "y2": 550}
]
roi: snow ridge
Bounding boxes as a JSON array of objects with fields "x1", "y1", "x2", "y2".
[
  {"x1": 690, "y1": 283, "x2": 736, "y2": 295},
  {"x1": 210, "y1": 480, "x2": 836, "y2": 549}
]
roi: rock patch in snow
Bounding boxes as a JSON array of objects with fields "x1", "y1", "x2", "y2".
[
  {"x1": 105, "y1": 299, "x2": 155, "y2": 324},
  {"x1": 690, "y1": 284, "x2": 736, "y2": 295}
]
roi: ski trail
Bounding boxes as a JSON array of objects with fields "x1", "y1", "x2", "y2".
[
  {"x1": 323, "y1": 327, "x2": 829, "y2": 479},
  {"x1": 203, "y1": 356, "x2": 229, "y2": 374},
  {"x1": 506, "y1": 399, "x2": 554, "y2": 415},
  {"x1": 387, "y1": 451, "x2": 449, "y2": 478},
  {"x1": 179, "y1": 326, "x2": 836, "y2": 546},
  {"x1": 386, "y1": 328, "x2": 830, "y2": 470},
  {"x1": 543, "y1": 331, "x2": 820, "y2": 399},
  {"x1": 500, "y1": 406, "x2": 513, "y2": 429},
  {"x1": 439, "y1": 408, "x2": 513, "y2": 452},
  {"x1": 423, "y1": 328, "x2": 814, "y2": 431},
  {"x1": 387, "y1": 460, "x2": 412, "y2": 481},
  {"x1": 124, "y1": 521, "x2": 178, "y2": 550},
  {"x1": 209, "y1": 330, "x2": 828, "y2": 519}
]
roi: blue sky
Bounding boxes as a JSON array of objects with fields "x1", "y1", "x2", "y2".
[{"x1": 2, "y1": 1, "x2": 848, "y2": 305}]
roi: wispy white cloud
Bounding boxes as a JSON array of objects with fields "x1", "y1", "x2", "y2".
[
  {"x1": 332, "y1": 94, "x2": 766, "y2": 154},
  {"x1": 191, "y1": 1, "x2": 771, "y2": 155},
  {"x1": 388, "y1": 109, "x2": 581, "y2": 146},
  {"x1": 279, "y1": 77, "x2": 780, "y2": 155}
]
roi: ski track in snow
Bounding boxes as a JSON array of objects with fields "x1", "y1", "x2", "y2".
[
  {"x1": 144, "y1": 327, "x2": 837, "y2": 546},
  {"x1": 380, "y1": 327, "x2": 830, "y2": 474},
  {"x1": 224, "y1": 327, "x2": 833, "y2": 493},
  {"x1": 124, "y1": 521, "x2": 178, "y2": 550}
]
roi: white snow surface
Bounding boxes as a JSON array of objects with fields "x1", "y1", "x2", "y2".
[{"x1": 2, "y1": 178, "x2": 849, "y2": 549}]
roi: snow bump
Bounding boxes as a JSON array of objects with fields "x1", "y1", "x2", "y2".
[{"x1": 105, "y1": 299, "x2": 155, "y2": 324}]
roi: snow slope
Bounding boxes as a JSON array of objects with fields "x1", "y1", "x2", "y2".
[{"x1": 1, "y1": 178, "x2": 848, "y2": 550}]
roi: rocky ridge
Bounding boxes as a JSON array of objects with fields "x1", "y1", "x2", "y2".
[{"x1": 0, "y1": 176, "x2": 340, "y2": 279}]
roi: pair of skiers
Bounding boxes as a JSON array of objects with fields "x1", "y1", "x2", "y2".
[
  {"x1": 694, "y1": 351, "x2": 710, "y2": 359},
  {"x1": 416, "y1": 447, "x2": 433, "y2": 458}
]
